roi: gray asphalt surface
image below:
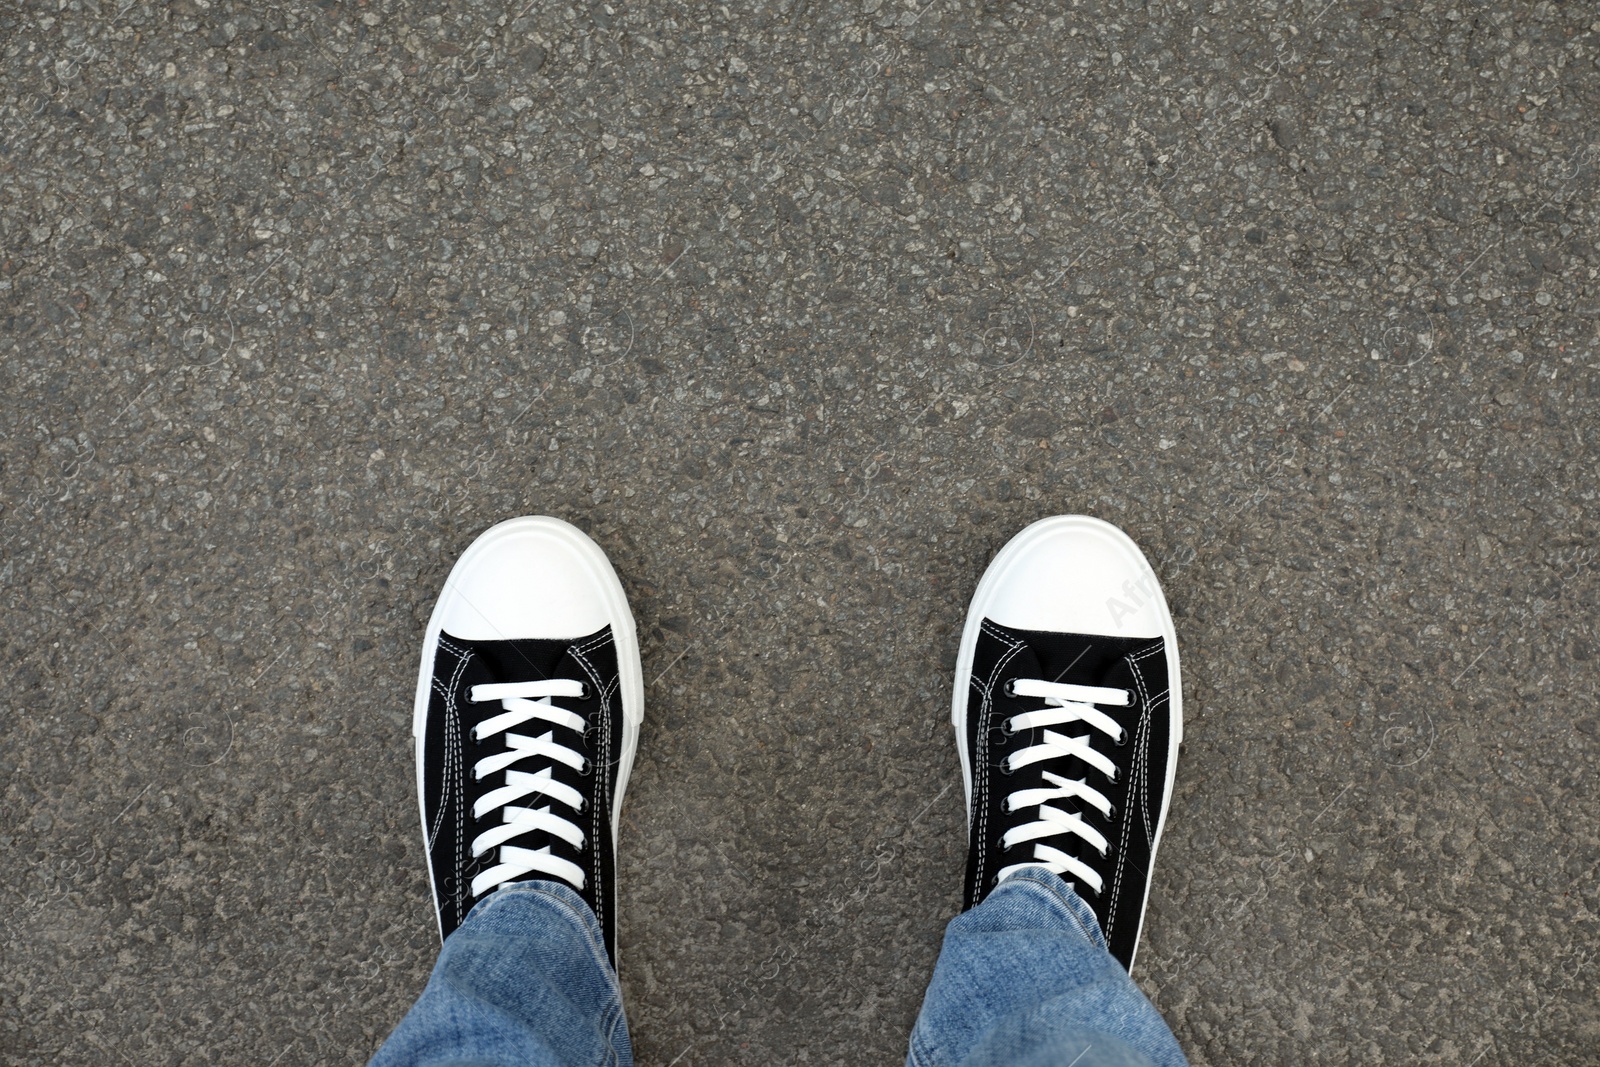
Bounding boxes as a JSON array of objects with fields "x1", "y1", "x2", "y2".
[{"x1": 3, "y1": 1, "x2": 1598, "y2": 1064}]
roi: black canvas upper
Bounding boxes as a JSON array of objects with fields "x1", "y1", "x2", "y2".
[
  {"x1": 420, "y1": 624, "x2": 625, "y2": 961},
  {"x1": 961, "y1": 618, "x2": 1174, "y2": 970}
]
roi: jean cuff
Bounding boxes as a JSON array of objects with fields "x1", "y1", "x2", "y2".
[
  {"x1": 462, "y1": 880, "x2": 614, "y2": 975},
  {"x1": 987, "y1": 868, "x2": 1110, "y2": 954}
]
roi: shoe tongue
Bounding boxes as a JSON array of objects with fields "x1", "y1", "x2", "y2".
[
  {"x1": 1011, "y1": 633, "x2": 1152, "y2": 694},
  {"x1": 461, "y1": 627, "x2": 610, "y2": 686}
]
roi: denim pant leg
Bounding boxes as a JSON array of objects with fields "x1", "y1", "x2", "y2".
[
  {"x1": 370, "y1": 883, "x2": 633, "y2": 1067},
  {"x1": 907, "y1": 870, "x2": 1188, "y2": 1067}
]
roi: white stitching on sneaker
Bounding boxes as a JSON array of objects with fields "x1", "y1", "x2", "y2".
[
  {"x1": 437, "y1": 638, "x2": 475, "y2": 925},
  {"x1": 1106, "y1": 643, "x2": 1166, "y2": 933},
  {"x1": 566, "y1": 630, "x2": 613, "y2": 937},
  {"x1": 975, "y1": 622, "x2": 1028, "y2": 894},
  {"x1": 431, "y1": 642, "x2": 472, "y2": 853}
]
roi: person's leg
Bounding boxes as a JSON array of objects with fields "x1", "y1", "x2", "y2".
[
  {"x1": 371, "y1": 882, "x2": 631, "y2": 1067},
  {"x1": 370, "y1": 517, "x2": 645, "y2": 1067},
  {"x1": 908, "y1": 870, "x2": 1184, "y2": 1067},
  {"x1": 913, "y1": 516, "x2": 1189, "y2": 1067}
]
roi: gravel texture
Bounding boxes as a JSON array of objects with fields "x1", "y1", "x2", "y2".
[{"x1": 3, "y1": 1, "x2": 1598, "y2": 1064}]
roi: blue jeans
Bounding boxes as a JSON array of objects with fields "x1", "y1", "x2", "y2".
[{"x1": 371, "y1": 870, "x2": 1188, "y2": 1067}]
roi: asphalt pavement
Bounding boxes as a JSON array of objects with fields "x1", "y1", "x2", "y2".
[{"x1": 2, "y1": 1, "x2": 1597, "y2": 1064}]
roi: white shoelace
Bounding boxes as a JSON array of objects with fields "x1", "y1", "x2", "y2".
[
  {"x1": 996, "y1": 678, "x2": 1130, "y2": 895},
  {"x1": 466, "y1": 679, "x2": 590, "y2": 898}
]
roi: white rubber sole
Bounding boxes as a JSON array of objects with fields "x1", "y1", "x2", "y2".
[
  {"x1": 411, "y1": 516, "x2": 644, "y2": 941},
  {"x1": 951, "y1": 515, "x2": 1181, "y2": 970}
]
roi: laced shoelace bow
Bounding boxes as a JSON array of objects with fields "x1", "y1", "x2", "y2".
[
  {"x1": 466, "y1": 679, "x2": 591, "y2": 898},
  {"x1": 996, "y1": 678, "x2": 1130, "y2": 894}
]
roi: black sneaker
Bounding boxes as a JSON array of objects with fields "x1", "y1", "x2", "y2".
[
  {"x1": 411, "y1": 516, "x2": 643, "y2": 965},
  {"x1": 953, "y1": 516, "x2": 1182, "y2": 972}
]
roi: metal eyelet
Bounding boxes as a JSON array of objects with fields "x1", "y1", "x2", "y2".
[
  {"x1": 578, "y1": 758, "x2": 592, "y2": 776},
  {"x1": 1115, "y1": 728, "x2": 1129, "y2": 746},
  {"x1": 1001, "y1": 717, "x2": 1018, "y2": 735},
  {"x1": 1002, "y1": 678, "x2": 1019, "y2": 698}
]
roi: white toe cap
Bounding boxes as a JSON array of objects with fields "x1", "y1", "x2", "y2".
[
  {"x1": 979, "y1": 516, "x2": 1168, "y2": 639},
  {"x1": 435, "y1": 517, "x2": 622, "y2": 641}
]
